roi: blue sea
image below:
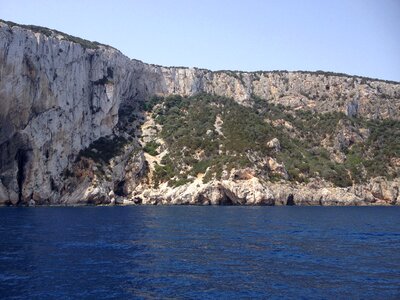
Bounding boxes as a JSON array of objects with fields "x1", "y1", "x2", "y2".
[{"x1": 0, "y1": 206, "x2": 399, "y2": 299}]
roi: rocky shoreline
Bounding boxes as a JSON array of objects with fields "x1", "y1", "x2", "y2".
[{"x1": 5, "y1": 174, "x2": 396, "y2": 207}]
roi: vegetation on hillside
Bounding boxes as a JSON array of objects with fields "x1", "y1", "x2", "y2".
[
  {"x1": 77, "y1": 136, "x2": 130, "y2": 164},
  {"x1": 142, "y1": 94, "x2": 400, "y2": 188}
]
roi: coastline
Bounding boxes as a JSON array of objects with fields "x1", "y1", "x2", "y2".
[{"x1": 0, "y1": 21, "x2": 399, "y2": 208}]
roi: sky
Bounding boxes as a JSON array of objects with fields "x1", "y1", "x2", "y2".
[{"x1": 1, "y1": 0, "x2": 399, "y2": 81}]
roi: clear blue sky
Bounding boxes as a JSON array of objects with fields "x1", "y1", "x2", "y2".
[{"x1": 1, "y1": 0, "x2": 399, "y2": 81}]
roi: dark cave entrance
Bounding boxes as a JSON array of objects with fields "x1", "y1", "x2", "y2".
[
  {"x1": 114, "y1": 180, "x2": 126, "y2": 197},
  {"x1": 15, "y1": 149, "x2": 29, "y2": 203},
  {"x1": 287, "y1": 194, "x2": 295, "y2": 206},
  {"x1": 220, "y1": 194, "x2": 236, "y2": 205}
]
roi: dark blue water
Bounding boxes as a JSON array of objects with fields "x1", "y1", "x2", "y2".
[{"x1": 0, "y1": 207, "x2": 399, "y2": 299}]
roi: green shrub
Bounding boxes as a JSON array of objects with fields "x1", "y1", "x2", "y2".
[
  {"x1": 153, "y1": 162, "x2": 175, "y2": 186},
  {"x1": 77, "y1": 136, "x2": 128, "y2": 163},
  {"x1": 143, "y1": 140, "x2": 160, "y2": 156},
  {"x1": 190, "y1": 160, "x2": 211, "y2": 176}
]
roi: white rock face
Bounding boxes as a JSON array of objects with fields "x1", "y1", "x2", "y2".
[
  {"x1": 137, "y1": 66, "x2": 400, "y2": 120},
  {"x1": 267, "y1": 138, "x2": 281, "y2": 152},
  {"x1": 0, "y1": 22, "x2": 137, "y2": 203},
  {"x1": 129, "y1": 173, "x2": 400, "y2": 206},
  {"x1": 1, "y1": 21, "x2": 399, "y2": 205}
]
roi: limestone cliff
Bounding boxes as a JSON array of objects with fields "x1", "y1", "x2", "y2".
[
  {"x1": 138, "y1": 64, "x2": 400, "y2": 120},
  {"x1": 0, "y1": 21, "x2": 140, "y2": 204},
  {"x1": 0, "y1": 20, "x2": 399, "y2": 206}
]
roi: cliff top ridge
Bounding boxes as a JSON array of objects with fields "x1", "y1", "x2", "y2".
[{"x1": 1, "y1": 19, "x2": 398, "y2": 85}]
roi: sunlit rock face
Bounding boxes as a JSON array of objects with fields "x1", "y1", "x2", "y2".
[
  {"x1": 138, "y1": 66, "x2": 400, "y2": 119},
  {"x1": 0, "y1": 22, "x2": 137, "y2": 204},
  {"x1": 0, "y1": 20, "x2": 399, "y2": 205}
]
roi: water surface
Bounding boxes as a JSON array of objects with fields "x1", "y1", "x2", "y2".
[{"x1": 0, "y1": 206, "x2": 399, "y2": 299}]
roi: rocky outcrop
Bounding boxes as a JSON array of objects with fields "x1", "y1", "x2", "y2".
[
  {"x1": 114, "y1": 170, "x2": 400, "y2": 206},
  {"x1": 267, "y1": 138, "x2": 281, "y2": 152},
  {"x1": 59, "y1": 141, "x2": 146, "y2": 206},
  {"x1": 0, "y1": 20, "x2": 399, "y2": 206},
  {"x1": 350, "y1": 177, "x2": 400, "y2": 205}
]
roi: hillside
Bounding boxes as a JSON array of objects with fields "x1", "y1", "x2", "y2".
[
  {"x1": 0, "y1": 20, "x2": 399, "y2": 205},
  {"x1": 142, "y1": 94, "x2": 399, "y2": 187}
]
